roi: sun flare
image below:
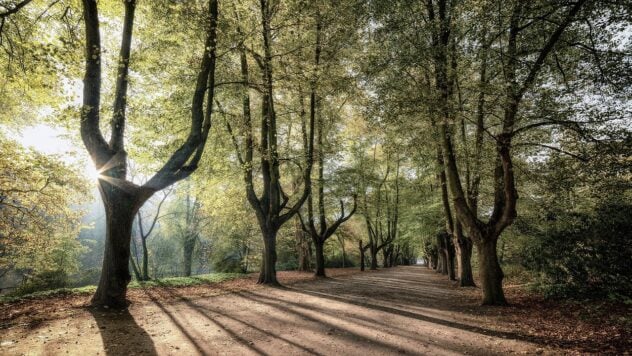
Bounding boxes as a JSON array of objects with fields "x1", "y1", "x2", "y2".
[{"x1": 87, "y1": 165, "x2": 102, "y2": 181}]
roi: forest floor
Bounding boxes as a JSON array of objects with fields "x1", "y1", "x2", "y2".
[{"x1": 0, "y1": 266, "x2": 629, "y2": 355}]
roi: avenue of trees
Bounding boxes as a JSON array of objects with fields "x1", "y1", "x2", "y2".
[{"x1": 0, "y1": 0, "x2": 630, "y2": 307}]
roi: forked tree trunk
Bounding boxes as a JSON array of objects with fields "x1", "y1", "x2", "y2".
[
  {"x1": 91, "y1": 189, "x2": 141, "y2": 308},
  {"x1": 314, "y1": 240, "x2": 326, "y2": 277},
  {"x1": 258, "y1": 230, "x2": 279, "y2": 285},
  {"x1": 477, "y1": 238, "x2": 507, "y2": 305}
]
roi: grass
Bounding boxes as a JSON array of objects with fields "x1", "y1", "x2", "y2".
[{"x1": 0, "y1": 272, "x2": 246, "y2": 304}]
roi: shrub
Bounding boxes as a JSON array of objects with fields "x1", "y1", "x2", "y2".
[
  {"x1": 521, "y1": 202, "x2": 632, "y2": 301},
  {"x1": 13, "y1": 269, "x2": 68, "y2": 296}
]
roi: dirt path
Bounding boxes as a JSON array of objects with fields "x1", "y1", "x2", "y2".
[{"x1": 0, "y1": 266, "x2": 627, "y2": 355}]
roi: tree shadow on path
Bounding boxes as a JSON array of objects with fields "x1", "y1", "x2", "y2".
[{"x1": 88, "y1": 307, "x2": 157, "y2": 356}]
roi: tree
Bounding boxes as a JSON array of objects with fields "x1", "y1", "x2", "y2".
[
  {"x1": 298, "y1": 108, "x2": 356, "y2": 276},
  {"x1": 433, "y1": 0, "x2": 590, "y2": 305},
  {"x1": 361, "y1": 148, "x2": 400, "y2": 270},
  {"x1": 225, "y1": 0, "x2": 318, "y2": 285},
  {"x1": 0, "y1": 135, "x2": 88, "y2": 283},
  {"x1": 79, "y1": 0, "x2": 219, "y2": 307}
]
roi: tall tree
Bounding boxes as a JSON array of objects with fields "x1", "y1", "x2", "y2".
[
  {"x1": 80, "y1": 0, "x2": 219, "y2": 307},
  {"x1": 432, "y1": 0, "x2": 590, "y2": 305},
  {"x1": 298, "y1": 99, "x2": 356, "y2": 277},
  {"x1": 226, "y1": 0, "x2": 318, "y2": 285}
]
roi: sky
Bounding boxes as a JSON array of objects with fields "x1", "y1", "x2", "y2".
[{"x1": 8, "y1": 123, "x2": 99, "y2": 182}]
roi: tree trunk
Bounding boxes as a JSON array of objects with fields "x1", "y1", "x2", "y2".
[
  {"x1": 339, "y1": 236, "x2": 346, "y2": 268},
  {"x1": 439, "y1": 251, "x2": 448, "y2": 274},
  {"x1": 295, "y1": 218, "x2": 311, "y2": 272},
  {"x1": 91, "y1": 190, "x2": 139, "y2": 308},
  {"x1": 446, "y1": 237, "x2": 456, "y2": 281},
  {"x1": 130, "y1": 256, "x2": 141, "y2": 281},
  {"x1": 370, "y1": 248, "x2": 378, "y2": 270},
  {"x1": 455, "y1": 233, "x2": 476, "y2": 287},
  {"x1": 359, "y1": 240, "x2": 365, "y2": 271},
  {"x1": 141, "y1": 236, "x2": 149, "y2": 280},
  {"x1": 258, "y1": 230, "x2": 279, "y2": 285},
  {"x1": 314, "y1": 240, "x2": 326, "y2": 277},
  {"x1": 477, "y1": 238, "x2": 507, "y2": 305},
  {"x1": 182, "y1": 233, "x2": 197, "y2": 277},
  {"x1": 382, "y1": 247, "x2": 390, "y2": 268}
]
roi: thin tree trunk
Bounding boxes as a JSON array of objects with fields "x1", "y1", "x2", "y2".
[
  {"x1": 130, "y1": 255, "x2": 141, "y2": 281},
  {"x1": 141, "y1": 236, "x2": 149, "y2": 280},
  {"x1": 130, "y1": 236, "x2": 141, "y2": 281},
  {"x1": 183, "y1": 234, "x2": 196, "y2": 277},
  {"x1": 359, "y1": 240, "x2": 365, "y2": 271},
  {"x1": 338, "y1": 235, "x2": 346, "y2": 268},
  {"x1": 446, "y1": 235, "x2": 456, "y2": 281}
]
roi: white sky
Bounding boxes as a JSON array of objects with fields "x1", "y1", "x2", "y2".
[{"x1": 8, "y1": 123, "x2": 99, "y2": 181}]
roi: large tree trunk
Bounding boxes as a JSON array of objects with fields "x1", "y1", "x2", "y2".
[
  {"x1": 258, "y1": 229, "x2": 279, "y2": 285},
  {"x1": 477, "y1": 238, "x2": 507, "y2": 305},
  {"x1": 183, "y1": 234, "x2": 196, "y2": 277},
  {"x1": 314, "y1": 240, "x2": 326, "y2": 277},
  {"x1": 91, "y1": 190, "x2": 140, "y2": 308}
]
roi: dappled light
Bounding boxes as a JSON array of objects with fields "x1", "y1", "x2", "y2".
[{"x1": 1, "y1": 0, "x2": 630, "y2": 354}]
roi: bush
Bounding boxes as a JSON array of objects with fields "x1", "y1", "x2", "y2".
[
  {"x1": 211, "y1": 250, "x2": 248, "y2": 273},
  {"x1": 68, "y1": 267, "x2": 101, "y2": 287},
  {"x1": 276, "y1": 259, "x2": 298, "y2": 271},
  {"x1": 13, "y1": 270, "x2": 68, "y2": 296},
  {"x1": 325, "y1": 253, "x2": 355, "y2": 268},
  {"x1": 521, "y1": 202, "x2": 632, "y2": 301}
]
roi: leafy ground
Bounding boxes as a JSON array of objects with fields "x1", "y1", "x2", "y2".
[{"x1": 0, "y1": 266, "x2": 629, "y2": 355}]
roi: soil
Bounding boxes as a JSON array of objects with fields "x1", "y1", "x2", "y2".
[{"x1": 0, "y1": 266, "x2": 629, "y2": 355}]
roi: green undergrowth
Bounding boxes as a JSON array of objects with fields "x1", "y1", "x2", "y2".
[{"x1": 0, "y1": 272, "x2": 246, "y2": 304}]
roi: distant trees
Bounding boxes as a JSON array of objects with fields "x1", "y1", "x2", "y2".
[{"x1": 130, "y1": 189, "x2": 171, "y2": 281}]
